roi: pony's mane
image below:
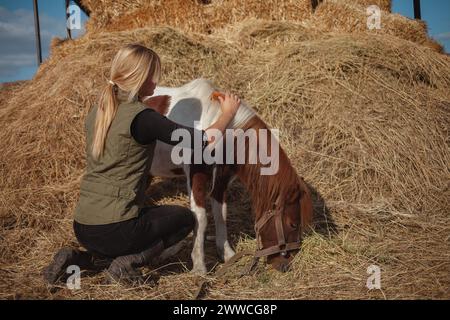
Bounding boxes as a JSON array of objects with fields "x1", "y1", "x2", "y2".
[{"x1": 236, "y1": 115, "x2": 303, "y2": 220}]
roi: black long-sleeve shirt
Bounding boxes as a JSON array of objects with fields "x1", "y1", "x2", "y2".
[{"x1": 130, "y1": 108, "x2": 208, "y2": 150}]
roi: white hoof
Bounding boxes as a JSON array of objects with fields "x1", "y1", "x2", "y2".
[
  {"x1": 217, "y1": 243, "x2": 235, "y2": 262},
  {"x1": 191, "y1": 264, "x2": 207, "y2": 275},
  {"x1": 223, "y1": 246, "x2": 236, "y2": 262}
]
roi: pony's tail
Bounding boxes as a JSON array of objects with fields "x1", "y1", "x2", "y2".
[{"x1": 91, "y1": 82, "x2": 118, "y2": 161}]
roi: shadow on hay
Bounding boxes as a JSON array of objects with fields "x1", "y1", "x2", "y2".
[
  {"x1": 145, "y1": 177, "x2": 337, "y2": 276},
  {"x1": 306, "y1": 181, "x2": 338, "y2": 237}
]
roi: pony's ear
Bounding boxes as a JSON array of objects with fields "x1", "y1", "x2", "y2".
[{"x1": 143, "y1": 95, "x2": 171, "y2": 116}]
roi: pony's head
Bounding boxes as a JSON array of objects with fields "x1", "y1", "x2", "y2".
[
  {"x1": 233, "y1": 113, "x2": 314, "y2": 272},
  {"x1": 256, "y1": 176, "x2": 313, "y2": 272}
]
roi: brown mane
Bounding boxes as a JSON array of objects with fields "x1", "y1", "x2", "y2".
[{"x1": 235, "y1": 116, "x2": 312, "y2": 231}]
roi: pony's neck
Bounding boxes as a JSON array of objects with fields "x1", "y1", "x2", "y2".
[{"x1": 235, "y1": 115, "x2": 301, "y2": 221}]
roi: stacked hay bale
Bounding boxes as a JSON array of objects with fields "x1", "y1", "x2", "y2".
[
  {"x1": 80, "y1": 0, "x2": 313, "y2": 33},
  {"x1": 310, "y1": 0, "x2": 443, "y2": 52},
  {"x1": 78, "y1": 0, "x2": 440, "y2": 52},
  {"x1": 341, "y1": 0, "x2": 391, "y2": 12}
]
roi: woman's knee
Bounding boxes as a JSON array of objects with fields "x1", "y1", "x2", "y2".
[{"x1": 170, "y1": 205, "x2": 195, "y2": 229}]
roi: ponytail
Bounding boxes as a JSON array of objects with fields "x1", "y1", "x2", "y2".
[{"x1": 91, "y1": 81, "x2": 118, "y2": 160}]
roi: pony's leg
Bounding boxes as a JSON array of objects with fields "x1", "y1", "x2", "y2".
[
  {"x1": 187, "y1": 166, "x2": 209, "y2": 275},
  {"x1": 210, "y1": 166, "x2": 236, "y2": 262},
  {"x1": 211, "y1": 193, "x2": 235, "y2": 262}
]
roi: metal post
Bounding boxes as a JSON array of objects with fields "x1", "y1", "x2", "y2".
[
  {"x1": 413, "y1": 0, "x2": 421, "y2": 20},
  {"x1": 32, "y1": 0, "x2": 42, "y2": 65},
  {"x1": 311, "y1": 0, "x2": 322, "y2": 11},
  {"x1": 66, "y1": 0, "x2": 72, "y2": 39},
  {"x1": 73, "y1": 0, "x2": 91, "y2": 16}
]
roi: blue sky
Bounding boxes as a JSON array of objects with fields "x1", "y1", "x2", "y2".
[
  {"x1": 0, "y1": 0, "x2": 449, "y2": 83},
  {"x1": 0, "y1": 0, "x2": 87, "y2": 83},
  {"x1": 392, "y1": 0, "x2": 450, "y2": 48}
]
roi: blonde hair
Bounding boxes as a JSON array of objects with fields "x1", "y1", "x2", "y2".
[{"x1": 92, "y1": 44, "x2": 161, "y2": 160}]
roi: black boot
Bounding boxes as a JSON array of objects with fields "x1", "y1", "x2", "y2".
[
  {"x1": 105, "y1": 240, "x2": 164, "y2": 285},
  {"x1": 43, "y1": 247, "x2": 110, "y2": 285}
]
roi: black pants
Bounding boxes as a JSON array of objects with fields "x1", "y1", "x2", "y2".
[{"x1": 73, "y1": 205, "x2": 195, "y2": 258}]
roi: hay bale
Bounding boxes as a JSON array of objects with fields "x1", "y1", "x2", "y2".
[
  {"x1": 80, "y1": 0, "x2": 313, "y2": 33},
  {"x1": 202, "y1": 0, "x2": 313, "y2": 32},
  {"x1": 341, "y1": 0, "x2": 391, "y2": 12},
  {"x1": 79, "y1": 0, "x2": 150, "y2": 28},
  {"x1": 311, "y1": 0, "x2": 443, "y2": 52},
  {"x1": 1, "y1": 18, "x2": 449, "y2": 299},
  {"x1": 90, "y1": 0, "x2": 205, "y2": 33}
]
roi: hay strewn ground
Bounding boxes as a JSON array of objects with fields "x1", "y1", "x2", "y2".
[{"x1": 0, "y1": 1, "x2": 449, "y2": 300}]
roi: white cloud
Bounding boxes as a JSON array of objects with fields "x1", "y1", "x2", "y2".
[
  {"x1": 0, "y1": 6, "x2": 67, "y2": 77},
  {"x1": 434, "y1": 32, "x2": 450, "y2": 41}
]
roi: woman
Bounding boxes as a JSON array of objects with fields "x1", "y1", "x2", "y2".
[{"x1": 43, "y1": 44, "x2": 241, "y2": 284}]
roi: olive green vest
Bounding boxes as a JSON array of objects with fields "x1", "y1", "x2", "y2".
[{"x1": 74, "y1": 93, "x2": 155, "y2": 225}]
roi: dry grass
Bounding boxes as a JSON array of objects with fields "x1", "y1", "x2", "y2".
[
  {"x1": 310, "y1": 0, "x2": 443, "y2": 52},
  {"x1": 81, "y1": 0, "x2": 313, "y2": 33},
  {"x1": 0, "y1": 81, "x2": 29, "y2": 107},
  {"x1": 341, "y1": 0, "x2": 391, "y2": 12},
  {"x1": 0, "y1": 4, "x2": 449, "y2": 300}
]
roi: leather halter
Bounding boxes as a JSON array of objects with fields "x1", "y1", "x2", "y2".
[
  {"x1": 253, "y1": 199, "x2": 302, "y2": 258},
  {"x1": 194, "y1": 198, "x2": 303, "y2": 299}
]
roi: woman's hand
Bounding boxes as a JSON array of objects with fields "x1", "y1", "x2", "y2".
[
  {"x1": 217, "y1": 92, "x2": 241, "y2": 117},
  {"x1": 204, "y1": 92, "x2": 241, "y2": 147}
]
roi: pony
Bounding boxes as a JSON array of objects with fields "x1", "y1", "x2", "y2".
[{"x1": 144, "y1": 78, "x2": 313, "y2": 274}]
